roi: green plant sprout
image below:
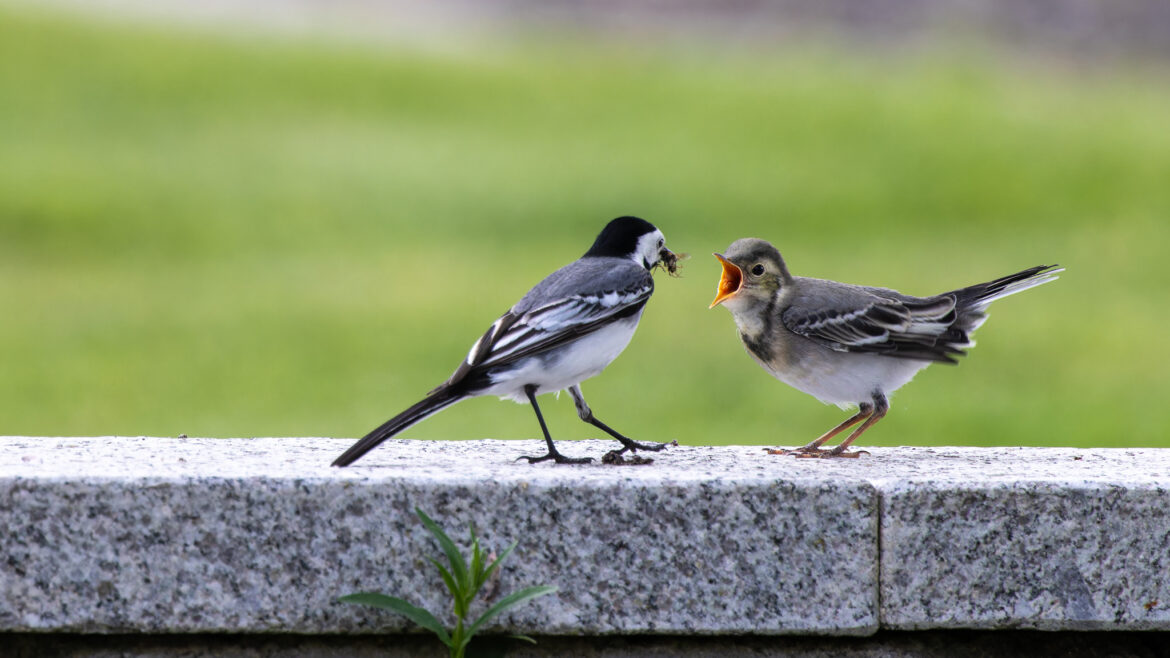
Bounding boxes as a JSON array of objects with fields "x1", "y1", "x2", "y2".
[{"x1": 340, "y1": 508, "x2": 557, "y2": 658}]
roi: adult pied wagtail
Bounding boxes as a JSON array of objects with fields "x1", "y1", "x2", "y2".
[{"x1": 333, "y1": 216, "x2": 678, "y2": 467}]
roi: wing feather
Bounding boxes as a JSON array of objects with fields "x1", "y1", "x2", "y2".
[
  {"x1": 437, "y1": 282, "x2": 653, "y2": 389},
  {"x1": 782, "y1": 285, "x2": 962, "y2": 363},
  {"x1": 483, "y1": 285, "x2": 652, "y2": 367}
]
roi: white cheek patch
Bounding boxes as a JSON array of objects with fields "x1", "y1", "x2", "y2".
[{"x1": 633, "y1": 230, "x2": 665, "y2": 267}]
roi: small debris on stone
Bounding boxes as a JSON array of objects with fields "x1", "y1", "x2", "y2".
[{"x1": 602, "y1": 451, "x2": 654, "y2": 466}]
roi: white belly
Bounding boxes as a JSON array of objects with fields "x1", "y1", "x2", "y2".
[{"x1": 761, "y1": 347, "x2": 932, "y2": 408}]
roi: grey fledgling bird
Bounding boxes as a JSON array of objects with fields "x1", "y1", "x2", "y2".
[
  {"x1": 710, "y1": 238, "x2": 1061, "y2": 458},
  {"x1": 332, "y1": 216, "x2": 678, "y2": 467}
]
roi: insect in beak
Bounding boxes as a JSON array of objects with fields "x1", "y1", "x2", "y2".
[{"x1": 656, "y1": 248, "x2": 685, "y2": 277}]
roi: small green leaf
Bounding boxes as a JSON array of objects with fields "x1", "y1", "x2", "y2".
[
  {"x1": 466, "y1": 585, "x2": 557, "y2": 639},
  {"x1": 339, "y1": 593, "x2": 452, "y2": 646},
  {"x1": 465, "y1": 523, "x2": 480, "y2": 595},
  {"x1": 417, "y1": 508, "x2": 469, "y2": 596},
  {"x1": 509, "y1": 634, "x2": 538, "y2": 644},
  {"x1": 469, "y1": 534, "x2": 484, "y2": 590},
  {"x1": 429, "y1": 557, "x2": 462, "y2": 606}
]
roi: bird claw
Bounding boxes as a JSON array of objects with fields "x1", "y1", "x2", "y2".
[
  {"x1": 516, "y1": 452, "x2": 593, "y2": 465},
  {"x1": 765, "y1": 447, "x2": 870, "y2": 459},
  {"x1": 616, "y1": 438, "x2": 676, "y2": 454},
  {"x1": 829, "y1": 449, "x2": 871, "y2": 459},
  {"x1": 765, "y1": 447, "x2": 811, "y2": 457}
]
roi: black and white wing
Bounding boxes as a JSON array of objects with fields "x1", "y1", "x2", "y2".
[
  {"x1": 438, "y1": 260, "x2": 653, "y2": 389},
  {"x1": 781, "y1": 280, "x2": 965, "y2": 363}
]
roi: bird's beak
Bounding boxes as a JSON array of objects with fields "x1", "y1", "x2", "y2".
[{"x1": 710, "y1": 253, "x2": 743, "y2": 308}]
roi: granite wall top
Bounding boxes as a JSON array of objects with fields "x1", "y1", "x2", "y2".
[{"x1": 2, "y1": 437, "x2": 1168, "y2": 635}]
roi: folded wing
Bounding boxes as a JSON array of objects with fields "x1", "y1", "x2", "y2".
[
  {"x1": 438, "y1": 280, "x2": 654, "y2": 390},
  {"x1": 782, "y1": 284, "x2": 965, "y2": 363}
]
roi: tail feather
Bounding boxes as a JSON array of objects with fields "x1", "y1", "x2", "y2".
[
  {"x1": 332, "y1": 387, "x2": 463, "y2": 467},
  {"x1": 944, "y1": 264, "x2": 1063, "y2": 348},
  {"x1": 953, "y1": 264, "x2": 1063, "y2": 310}
]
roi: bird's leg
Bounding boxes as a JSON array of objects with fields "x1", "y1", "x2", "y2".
[
  {"x1": 516, "y1": 385, "x2": 592, "y2": 465},
  {"x1": 767, "y1": 402, "x2": 873, "y2": 457},
  {"x1": 824, "y1": 393, "x2": 887, "y2": 458},
  {"x1": 568, "y1": 385, "x2": 671, "y2": 455}
]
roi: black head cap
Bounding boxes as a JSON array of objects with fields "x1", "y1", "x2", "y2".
[{"x1": 583, "y1": 216, "x2": 659, "y2": 258}]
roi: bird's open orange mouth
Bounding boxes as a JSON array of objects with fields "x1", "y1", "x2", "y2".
[{"x1": 710, "y1": 253, "x2": 743, "y2": 308}]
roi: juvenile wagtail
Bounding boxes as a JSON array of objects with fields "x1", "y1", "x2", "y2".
[
  {"x1": 710, "y1": 238, "x2": 1061, "y2": 457},
  {"x1": 333, "y1": 216, "x2": 678, "y2": 467}
]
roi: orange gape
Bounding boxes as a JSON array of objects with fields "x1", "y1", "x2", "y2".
[{"x1": 709, "y1": 253, "x2": 743, "y2": 308}]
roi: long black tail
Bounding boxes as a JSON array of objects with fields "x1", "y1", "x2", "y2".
[
  {"x1": 952, "y1": 264, "x2": 1063, "y2": 310},
  {"x1": 942, "y1": 264, "x2": 1063, "y2": 346},
  {"x1": 332, "y1": 386, "x2": 463, "y2": 467}
]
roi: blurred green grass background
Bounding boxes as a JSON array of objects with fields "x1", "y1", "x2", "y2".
[{"x1": 2, "y1": 7, "x2": 1168, "y2": 448}]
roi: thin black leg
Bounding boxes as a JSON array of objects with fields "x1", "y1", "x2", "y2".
[
  {"x1": 568, "y1": 385, "x2": 670, "y2": 455},
  {"x1": 586, "y1": 416, "x2": 669, "y2": 454},
  {"x1": 515, "y1": 385, "x2": 592, "y2": 465}
]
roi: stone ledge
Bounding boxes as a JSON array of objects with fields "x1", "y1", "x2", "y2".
[{"x1": 2, "y1": 438, "x2": 1168, "y2": 636}]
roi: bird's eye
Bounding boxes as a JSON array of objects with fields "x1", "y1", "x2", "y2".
[
  {"x1": 751, "y1": 264, "x2": 766, "y2": 276},
  {"x1": 657, "y1": 238, "x2": 664, "y2": 248}
]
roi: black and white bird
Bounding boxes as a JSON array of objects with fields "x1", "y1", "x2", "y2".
[
  {"x1": 710, "y1": 238, "x2": 1061, "y2": 458},
  {"x1": 332, "y1": 216, "x2": 678, "y2": 467}
]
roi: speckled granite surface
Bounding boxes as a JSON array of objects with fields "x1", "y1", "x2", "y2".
[
  {"x1": 874, "y1": 448, "x2": 1170, "y2": 631},
  {"x1": 0, "y1": 437, "x2": 878, "y2": 636},
  {"x1": 2, "y1": 439, "x2": 1168, "y2": 635}
]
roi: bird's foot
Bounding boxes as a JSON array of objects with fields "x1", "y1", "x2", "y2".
[
  {"x1": 601, "y1": 450, "x2": 655, "y2": 466},
  {"x1": 765, "y1": 446, "x2": 817, "y2": 457},
  {"x1": 516, "y1": 451, "x2": 593, "y2": 465},
  {"x1": 827, "y1": 448, "x2": 870, "y2": 459},
  {"x1": 615, "y1": 438, "x2": 677, "y2": 454},
  {"x1": 599, "y1": 438, "x2": 676, "y2": 465},
  {"x1": 765, "y1": 446, "x2": 870, "y2": 459}
]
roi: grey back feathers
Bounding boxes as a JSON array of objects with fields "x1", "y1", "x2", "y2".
[{"x1": 513, "y1": 257, "x2": 653, "y2": 316}]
